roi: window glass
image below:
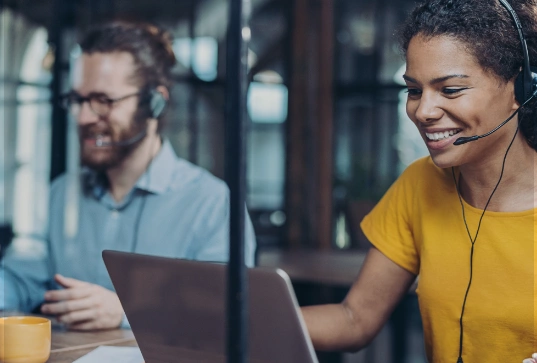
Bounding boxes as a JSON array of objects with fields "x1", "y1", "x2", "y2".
[{"x1": 10, "y1": 24, "x2": 52, "y2": 257}]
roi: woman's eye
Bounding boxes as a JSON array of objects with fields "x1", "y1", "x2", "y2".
[
  {"x1": 443, "y1": 88, "x2": 467, "y2": 95},
  {"x1": 405, "y1": 88, "x2": 421, "y2": 96}
]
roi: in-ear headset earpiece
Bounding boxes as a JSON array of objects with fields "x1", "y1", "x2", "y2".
[{"x1": 149, "y1": 89, "x2": 167, "y2": 119}]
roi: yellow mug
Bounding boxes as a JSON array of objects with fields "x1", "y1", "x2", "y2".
[{"x1": 0, "y1": 317, "x2": 51, "y2": 363}]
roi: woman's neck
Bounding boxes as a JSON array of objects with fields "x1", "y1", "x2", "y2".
[{"x1": 457, "y1": 139, "x2": 536, "y2": 212}]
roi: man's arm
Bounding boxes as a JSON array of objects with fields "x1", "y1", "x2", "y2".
[
  {"x1": 0, "y1": 269, "x2": 21, "y2": 310},
  {"x1": 0, "y1": 246, "x2": 54, "y2": 312},
  {"x1": 301, "y1": 247, "x2": 416, "y2": 352}
]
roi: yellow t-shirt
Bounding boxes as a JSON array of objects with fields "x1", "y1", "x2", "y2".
[{"x1": 360, "y1": 156, "x2": 535, "y2": 363}]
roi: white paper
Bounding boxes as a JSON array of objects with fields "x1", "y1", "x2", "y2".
[{"x1": 73, "y1": 346, "x2": 144, "y2": 363}]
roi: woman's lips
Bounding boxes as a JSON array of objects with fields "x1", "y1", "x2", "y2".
[{"x1": 423, "y1": 129, "x2": 463, "y2": 150}]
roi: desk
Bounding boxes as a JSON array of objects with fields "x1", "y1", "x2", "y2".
[
  {"x1": 50, "y1": 325, "x2": 136, "y2": 363},
  {"x1": 257, "y1": 248, "x2": 367, "y2": 286},
  {"x1": 9, "y1": 250, "x2": 417, "y2": 363},
  {"x1": 257, "y1": 248, "x2": 418, "y2": 291},
  {"x1": 1, "y1": 313, "x2": 138, "y2": 363},
  {"x1": 257, "y1": 248, "x2": 421, "y2": 363}
]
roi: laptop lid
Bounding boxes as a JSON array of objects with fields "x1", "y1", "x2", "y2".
[{"x1": 102, "y1": 250, "x2": 319, "y2": 363}]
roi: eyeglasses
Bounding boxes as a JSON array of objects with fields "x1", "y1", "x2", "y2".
[{"x1": 60, "y1": 91, "x2": 142, "y2": 117}]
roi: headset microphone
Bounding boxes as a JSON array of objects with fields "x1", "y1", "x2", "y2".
[
  {"x1": 94, "y1": 130, "x2": 148, "y2": 147},
  {"x1": 453, "y1": 88, "x2": 536, "y2": 145}
]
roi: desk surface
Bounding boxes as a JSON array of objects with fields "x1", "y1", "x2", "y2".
[
  {"x1": 257, "y1": 248, "x2": 417, "y2": 292},
  {"x1": 257, "y1": 248, "x2": 367, "y2": 286},
  {"x1": 1, "y1": 312, "x2": 139, "y2": 363},
  {"x1": 9, "y1": 249, "x2": 375, "y2": 362},
  {"x1": 45, "y1": 249, "x2": 364, "y2": 362},
  {"x1": 50, "y1": 327, "x2": 137, "y2": 362},
  {"x1": 46, "y1": 249, "x2": 364, "y2": 363}
]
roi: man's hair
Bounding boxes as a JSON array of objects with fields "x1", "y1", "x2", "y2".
[
  {"x1": 79, "y1": 21, "x2": 176, "y2": 130},
  {"x1": 79, "y1": 21, "x2": 176, "y2": 90},
  {"x1": 398, "y1": 0, "x2": 537, "y2": 150}
]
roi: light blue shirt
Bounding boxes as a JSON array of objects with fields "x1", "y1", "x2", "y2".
[{"x1": 0, "y1": 140, "x2": 256, "y2": 321}]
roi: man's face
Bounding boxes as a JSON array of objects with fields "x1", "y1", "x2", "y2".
[{"x1": 71, "y1": 52, "x2": 147, "y2": 171}]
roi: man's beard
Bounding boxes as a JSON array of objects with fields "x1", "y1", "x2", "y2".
[{"x1": 79, "y1": 111, "x2": 147, "y2": 172}]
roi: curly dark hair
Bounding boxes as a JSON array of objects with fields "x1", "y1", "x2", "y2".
[
  {"x1": 399, "y1": 0, "x2": 537, "y2": 150},
  {"x1": 79, "y1": 21, "x2": 176, "y2": 130}
]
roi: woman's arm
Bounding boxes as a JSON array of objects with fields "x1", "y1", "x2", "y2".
[{"x1": 301, "y1": 247, "x2": 416, "y2": 352}]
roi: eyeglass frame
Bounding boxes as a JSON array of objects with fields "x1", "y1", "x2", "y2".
[{"x1": 60, "y1": 91, "x2": 143, "y2": 117}]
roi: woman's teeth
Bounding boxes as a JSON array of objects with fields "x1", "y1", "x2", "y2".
[{"x1": 425, "y1": 129, "x2": 460, "y2": 141}]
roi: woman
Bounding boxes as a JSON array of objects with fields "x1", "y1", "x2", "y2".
[{"x1": 302, "y1": 0, "x2": 537, "y2": 362}]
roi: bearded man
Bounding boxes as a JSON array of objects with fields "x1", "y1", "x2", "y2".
[{"x1": 0, "y1": 21, "x2": 256, "y2": 330}]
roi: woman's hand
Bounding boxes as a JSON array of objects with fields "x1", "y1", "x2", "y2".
[{"x1": 522, "y1": 353, "x2": 537, "y2": 363}]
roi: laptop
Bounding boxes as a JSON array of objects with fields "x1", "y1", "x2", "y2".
[{"x1": 102, "y1": 250, "x2": 319, "y2": 363}]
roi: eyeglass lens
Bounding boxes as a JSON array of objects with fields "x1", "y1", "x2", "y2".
[{"x1": 63, "y1": 94, "x2": 112, "y2": 117}]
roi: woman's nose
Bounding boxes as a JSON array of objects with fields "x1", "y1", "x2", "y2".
[{"x1": 413, "y1": 91, "x2": 444, "y2": 123}]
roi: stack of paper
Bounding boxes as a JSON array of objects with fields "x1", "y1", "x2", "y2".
[{"x1": 73, "y1": 346, "x2": 144, "y2": 363}]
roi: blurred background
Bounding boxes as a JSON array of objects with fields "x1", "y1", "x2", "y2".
[{"x1": 1, "y1": 0, "x2": 430, "y2": 362}]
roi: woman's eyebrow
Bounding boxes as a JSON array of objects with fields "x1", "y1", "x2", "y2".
[{"x1": 402, "y1": 74, "x2": 469, "y2": 84}]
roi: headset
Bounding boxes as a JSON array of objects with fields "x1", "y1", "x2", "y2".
[
  {"x1": 149, "y1": 89, "x2": 167, "y2": 119},
  {"x1": 453, "y1": 0, "x2": 537, "y2": 146},
  {"x1": 95, "y1": 88, "x2": 167, "y2": 148},
  {"x1": 455, "y1": 1, "x2": 535, "y2": 362},
  {"x1": 508, "y1": 0, "x2": 537, "y2": 106}
]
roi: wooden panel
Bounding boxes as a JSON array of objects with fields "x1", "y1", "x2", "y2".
[
  {"x1": 286, "y1": 0, "x2": 335, "y2": 250},
  {"x1": 286, "y1": 0, "x2": 310, "y2": 248}
]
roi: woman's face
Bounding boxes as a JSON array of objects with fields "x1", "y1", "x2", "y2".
[{"x1": 404, "y1": 34, "x2": 519, "y2": 168}]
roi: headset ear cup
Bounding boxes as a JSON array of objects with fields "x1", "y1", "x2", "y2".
[
  {"x1": 149, "y1": 90, "x2": 166, "y2": 119},
  {"x1": 515, "y1": 66, "x2": 537, "y2": 104}
]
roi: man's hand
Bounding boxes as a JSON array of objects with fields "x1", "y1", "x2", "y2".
[
  {"x1": 523, "y1": 353, "x2": 537, "y2": 363},
  {"x1": 41, "y1": 274, "x2": 124, "y2": 330}
]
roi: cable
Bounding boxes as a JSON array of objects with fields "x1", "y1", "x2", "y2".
[
  {"x1": 130, "y1": 135, "x2": 160, "y2": 252},
  {"x1": 451, "y1": 122, "x2": 520, "y2": 363},
  {"x1": 131, "y1": 177, "x2": 149, "y2": 252}
]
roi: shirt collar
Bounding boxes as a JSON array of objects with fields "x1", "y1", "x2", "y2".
[
  {"x1": 83, "y1": 138, "x2": 178, "y2": 198},
  {"x1": 135, "y1": 138, "x2": 177, "y2": 195}
]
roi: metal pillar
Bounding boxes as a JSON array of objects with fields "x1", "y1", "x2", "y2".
[
  {"x1": 49, "y1": 0, "x2": 68, "y2": 181},
  {"x1": 188, "y1": 0, "x2": 198, "y2": 164},
  {"x1": 224, "y1": 0, "x2": 250, "y2": 362}
]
